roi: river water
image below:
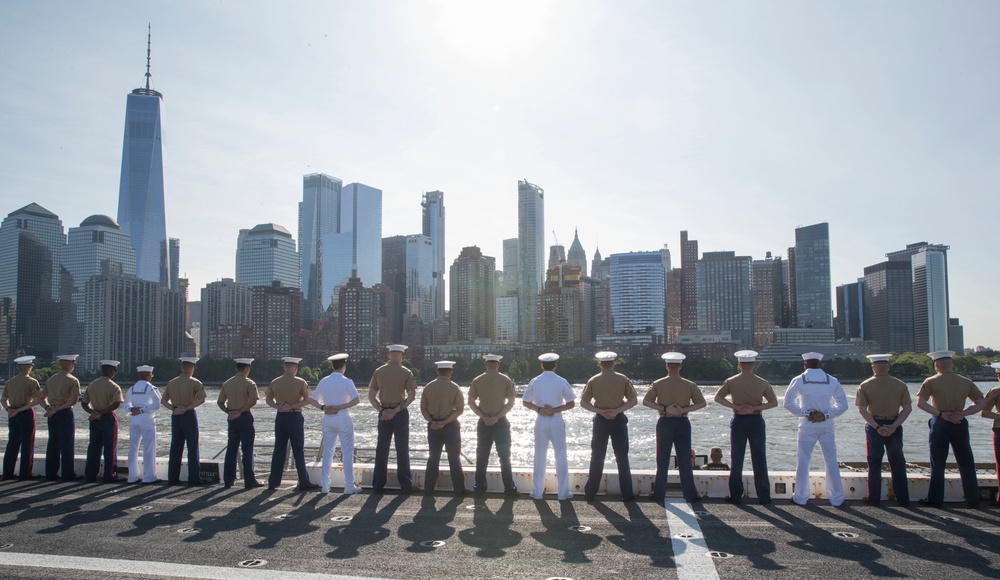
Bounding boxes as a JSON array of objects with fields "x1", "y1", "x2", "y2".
[{"x1": 11, "y1": 381, "x2": 1000, "y2": 472}]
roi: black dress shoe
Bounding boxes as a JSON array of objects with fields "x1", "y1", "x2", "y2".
[
  {"x1": 725, "y1": 496, "x2": 741, "y2": 505},
  {"x1": 503, "y1": 489, "x2": 520, "y2": 498},
  {"x1": 585, "y1": 495, "x2": 596, "y2": 502},
  {"x1": 296, "y1": 483, "x2": 320, "y2": 491},
  {"x1": 862, "y1": 497, "x2": 880, "y2": 507},
  {"x1": 918, "y1": 498, "x2": 942, "y2": 508},
  {"x1": 759, "y1": 498, "x2": 772, "y2": 505},
  {"x1": 267, "y1": 484, "x2": 279, "y2": 490},
  {"x1": 245, "y1": 481, "x2": 263, "y2": 489},
  {"x1": 622, "y1": 496, "x2": 636, "y2": 503},
  {"x1": 224, "y1": 483, "x2": 233, "y2": 489},
  {"x1": 104, "y1": 477, "x2": 127, "y2": 484},
  {"x1": 687, "y1": 496, "x2": 702, "y2": 503}
]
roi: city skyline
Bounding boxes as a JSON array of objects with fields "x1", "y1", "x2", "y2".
[{"x1": 1, "y1": 2, "x2": 998, "y2": 347}]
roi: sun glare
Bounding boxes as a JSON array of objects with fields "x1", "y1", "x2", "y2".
[{"x1": 431, "y1": 0, "x2": 557, "y2": 64}]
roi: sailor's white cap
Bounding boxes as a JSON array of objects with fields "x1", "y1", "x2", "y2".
[
  {"x1": 328, "y1": 353, "x2": 349, "y2": 362},
  {"x1": 866, "y1": 354, "x2": 892, "y2": 363},
  {"x1": 435, "y1": 360, "x2": 456, "y2": 369},
  {"x1": 136, "y1": 365, "x2": 154, "y2": 373},
  {"x1": 179, "y1": 357, "x2": 199, "y2": 365},
  {"x1": 734, "y1": 350, "x2": 759, "y2": 363},
  {"x1": 801, "y1": 352, "x2": 823, "y2": 361},
  {"x1": 483, "y1": 354, "x2": 502, "y2": 362},
  {"x1": 57, "y1": 354, "x2": 79, "y2": 362},
  {"x1": 661, "y1": 352, "x2": 686, "y2": 363},
  {"x1": 99, "y1": 360, "x2": 121, "y2": 368},
  {"x1": 595, "y1": 351, "x2": 617, "y2": 362},
  {"x1": 387, "y1": 344, "x2": 408, "y2": 353},
  {"x1": 991, "y1": 362, "x2": 1000, "y2": 371},
  {"x1": 281, "y1": 357, "x2": 302, "y2": 365},
  {"x1": 928, "y1": 351, "x2": 954, "y2": 362},
  {"x1": 14, "y1": 356, "x2": 35, "y2": 365},
  {"x1": 234, "y1": 358, "x2": 255, "y2": 365},
  {"x1": 538, "y1": 353, "x2": 560, "y2": 363}
]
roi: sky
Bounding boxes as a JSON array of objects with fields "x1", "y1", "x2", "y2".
[{"x1": 1, "y1": 1, "x2": 998, "y2": 348}]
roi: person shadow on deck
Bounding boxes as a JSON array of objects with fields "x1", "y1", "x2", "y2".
[
  {"x1": 325, "y1": 494, "x2": 408, "y2": 560},
  {"x1": 398, "y1": 494, "x2": 463, "y2": 553},
  {"x1": 592, "y1": 501, "x2": 676, "y2": 569},
  {"x1": 530, "y1": 500, "x2": 602, "y2": 564},
  {"x1": 457, "y1": 497, "x2": 523, "y2": 558}
]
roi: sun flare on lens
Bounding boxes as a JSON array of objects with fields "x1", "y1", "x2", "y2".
[{"x1": 430, "y1": 0, "x2": 557, "y2": 64}]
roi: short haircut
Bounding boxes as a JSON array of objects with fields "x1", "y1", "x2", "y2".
[
  {"x1": 804, "y1": 360, "x2": 821, "y2": 369},
  {"x1": 235, "y1": 363, "x2": 250, "y2": 371},
  {"x1": 100, "y1": 364, "x2": 117, "y2": 377},
  {"x1": 599, "y1": 361, "x2": 615, "y2": 369},
  {"x1": 541, "y1": 361, "x2": 557, "y2": 371},
  {"x1": 331, "y1": 359, "x2": 346, "y2": 371}
]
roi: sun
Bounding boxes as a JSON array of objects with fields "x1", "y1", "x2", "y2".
[{"x1": 430, "y1": 0, "x2": 558, "y2": 65}]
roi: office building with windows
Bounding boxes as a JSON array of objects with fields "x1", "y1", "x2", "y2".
[
  {"x1": 236, "y1": 223, "x2": 299, "y2": 289},
  {"x1": 863, "y1": 261, "x2": 914, "y2": 353},
  {"x1": 299, "y1": 172, "x2": 342, "y2": 327},
  {"x1": 322, "y1": 182, "x2": 382, "y2": 302},
  {"x1": 610, "y1": 252, "x2": 665, "y2": 339},
  {"x1": 422, "y1": 191, "x2": 446, "y2": 321},
  {"x1": 449, "y1": 246, "x2": 496, "y2": 342},
  {"x1": 792, "y1": 223, "x2": 832, "y2": 328},
  {"x1": 517, "y1": 180, "x2": 545, "y2": 343},
  {"x1": 696, "y1": 251, "x2": 753, "y2": 347}
]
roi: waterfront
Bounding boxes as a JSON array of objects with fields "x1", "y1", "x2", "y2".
[{"x1": 9, "y1": 381, "x2": 999, "y2": 472}]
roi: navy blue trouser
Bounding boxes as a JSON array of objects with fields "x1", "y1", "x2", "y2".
[
  {"x1": 85, "y1": 413, "x2": 118, "y2": 482},
  {"x1": 45, "y1": 408, "x2": 76, "y2": 480},
  {"x1": 729, "y1": 414, "x2": 770, "y2": 502},
  {"x1": 994, "y1": 428, "x2": 1000, "y2": 503},
  {"x1": 425, "y1": 420, "x2": 465, "y2": 493},
  {"x1": 474, "y1": 417, "x2": 516, "y2": 493},
  {"x1": 865, "y1": 419, "x2": 908, "y2": 504},
  {"x1": 585, "y1": 414, "x2": 634, "y2": 499},
  {"x1": 654, "y1": 417, "x2": 696, "y2": 501},
  {"x1": 269, "y1": 412, "x2": 311, "y2": 487},
  {"x1": 373, "y1": 408, "x2": 412, "y2": 492},
  {"x1": 168, "y1": 410, "x2": 200, "y2": 484},
  {"x1": 224, "y1": 412, "x2": 256, "y2": 486},
  {"x1": 927, "y1": 417, "x2": 978, "y2": 504},
  {"x1": 3, "y1": 411, "x2": 35, "y2": 479}
]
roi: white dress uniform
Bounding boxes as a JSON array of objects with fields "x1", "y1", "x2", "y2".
[
  {"x1": 123, "y1": 379, "x2": 161, "y2": 483},
  {"x1": 783, "y1": 368, "x2": 848, "y2": 506},
  {"x1": 523, "y1": 371, "x2": 576, "y2": 500},
  {"x1": 311, "y1": 371, "x2": 360, "y2": 493}
]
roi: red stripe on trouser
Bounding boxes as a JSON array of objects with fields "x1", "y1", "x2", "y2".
[
  {"x1": 864, "y1": 428, "x2": 870, "y2": 501},
  {"x1": 109, "y1": 414, "x2": 118, "y2": 478},
  {"x1": 27, "y1": 414, "x2": 35, "y2": 476}
]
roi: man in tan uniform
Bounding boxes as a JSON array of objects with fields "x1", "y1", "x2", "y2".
[
  {"x1": 218, "y1": 357, "x2": 261, "y2": 489},
  {"x1": 643, "y1": 352, "x2": 705, "y2": 503},
  {"x1": 420, "y1": 360, "x2": 468, "y2": 495},
  {"x1": 37, "y1": 354, "x2": 81, "y2": 481},
  {"x1": 468, "y1": 354, "x2": 517, "y2": 496},
  {"x1": 981, "y1": 362, "x2": 1000, "y2": 505},
  {"x1": 2, "y1": 356, "x2": 41, "y2": 481},
  {"x1": 917, "y1": 350, "x2": 986, "y2": 507},
  {"x1": 161, "y1": 357, "x2": 207, "y2": 486},
  {"x1": 81, "y1": 359, "x2": 124, "y2": 483},
  {"x1": 714, "y1": 350, "x2": 777, "y2": 505},
  {"x1": 856, "y1": 354, "x2": 911, "y2": 507},
  {"x1": 266, "y1": 356, "x2": 317, "y2": 491},
  {"x1": 368, "y1": 344, "x2": 417, "y2": 493},
  {"x1": 581, "y1": 351, "x2": 637, "y2": 502}
]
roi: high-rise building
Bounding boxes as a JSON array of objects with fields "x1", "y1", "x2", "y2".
[
  {"x1": 61, "y1": 215, "x2": 136, "y2": 355},
  {"x1": 948, "y1": 318, "x2": 965, "y2": 354},
  {"x1": 786, "y1": 246, "x2": 797, "y2": 326},
  {"x1": 501, "y1": 238, "x2": 519, "y2": 295},
  {"x1": 751, "y1": 253, "x2": 785, "y2": 349},
  {"x1": 696, "y1": 251, "x2": 753, "y2": 346},
  {"x1": 517, "y1": 180, "x2": 545, "y2": 343},
  {"x1": 664, "y1": 269, "x2": 683, "y2": 343},
  {"x1": 863, "y1": 261, "x2": 914, "y2": 353},
  {"x1": 793, "y1": 223, "x2": 832, "y2": 329},
  {"x1": 381, "y1": 235, "x2": 407, "y2": 343},
  {"x1": 299, "y1": 173, "x2": 342, "y2": 327},
  {"x1": 116, "y1": 31, "x2": 169, "y2": 286},
  {"x1": 494, "y1": 295, "x2": 519, "y2": 344},
  {"x1": 235, "y1": 223, "x2": 299, "y2": 289},
  {"x1": 421, "y1": 191, "x2": 446, "y2": 321},
  {"x1": 567, "y1": 229, "x2": 587, "y2": 277},
  {"x1": 338, "y1": 274, "x2": 392, "y2": 360},
  {"x1": 591, "y1": 247, "x2": 609, "y2": 282},
  {"x1": 548, "y1": 243, "x2": 566, "y2": 269},
  {"x1": 322, "y1": 182, "x2": 382, "y2": 301},
  {"x1": 449, "y1": 246, "x2": 496, "y2": 342},
  {"x1": 887, "y1": 241, "x2": 951, "y2": 320},
  {"x1": 680, "y1": 231, "x2": 699, "y2": 330},
  {"x1": 911, "y1": 247, "x2": 949, "y2": 353},
  {"x1": 200, "y1": 279, "x2": 252, "y2": 358},
  {"x1": 538, "y1": 264, "x2": 584, "y2": 345},
  {"x1": 405, "y1": 235, "x2": 435, "y2": 324},
  {"x1": 168, "y1": 238, "x2": 180, "y2": 290},
  {"x1": 834, "y1": 279, "x2": 864, "y2": 341},
  {"x1": 610, "y1": 252, "x2": 665, "y2": 339},
  {"x1": 0, "y1": 203, "x2": 66, "y2": 366},
  {"x1": 251, "y1": 283, "x2": 304, "y2": 361}
]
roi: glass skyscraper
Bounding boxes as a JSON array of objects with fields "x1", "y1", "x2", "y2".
[
  {"x1": 405, "y1": 234, "x2": 434, "y2": 324},
  {"x1": 912, "y1": 248, "x2": 949, "y2": 353},
  {"x1": 609, "y1": 251, "x2": 665, "y2": 339},
  {"x1": 299, "y1": 173, "x2": 342, "y2": 327},
  {"x1": 517, "y1": 179, "x2": 545, "y2": 343},
  {"x1": 421, "y1": 191, "x2": 446, "y2": 321},
  {"x1": 793, "y1": 222, "x2": 832, "y2": 329},
  {"x1": 863, "y1": 260, "x2": 914, "y2": 353},
  {"x1": 696, "y1": 251, "x2": 753, "y2": 346},
  {"x1": 235, "y1": 223, "x2": 299, "y2": 289},
  {"x1": 322, "y1": 182, "x2": 382, "y2": 302}
]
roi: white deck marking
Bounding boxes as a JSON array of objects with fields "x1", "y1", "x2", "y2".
[
  {"x1": 0, "y1": 552, "x2": 393, "y2": 580},
  {"x1": 664, "y1": 499, "x2": 721, "y2": 580}
]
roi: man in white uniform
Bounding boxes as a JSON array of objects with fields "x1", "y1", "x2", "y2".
[
  {"x1": 310, "y1": 353, "x2": 362, "y2": 494},
  {"x1": 783, "y1": 352, "x2": 848, "y2": 506},
  {"x1": 122, "y1": 365, "x2": 160, "y2": 483},
  {"x1": 522, "y1": 353, "x2": 576, "y2": 500}
]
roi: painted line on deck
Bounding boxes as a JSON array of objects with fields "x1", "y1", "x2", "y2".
[
  {"x1": 0, "y1": 552, "x2": 395, "y2": 580},
  {"x1": 664, "y1": 500, "x2": 721, "y2": 580}
]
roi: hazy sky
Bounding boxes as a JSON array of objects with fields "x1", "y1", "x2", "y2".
[{"x1": 2, "y1": 1, "x2": 998, "y2": 348}]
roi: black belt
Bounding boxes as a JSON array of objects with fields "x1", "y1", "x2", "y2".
[
  {"x1": 431, "y1": 417, "x2": 449, "y2": 422},
  {"x1": 8, "y1": 405, "x2": 25, "y2": 410},
  {"x1": 381, "y1": 405, "x2": 400, "y2": 409},
  {"x1": 872, "y1": 415, "x2": 898, "y2": 421},
  {"x1": 732, "y1": 411, "x2": 762, "y2": 415}
]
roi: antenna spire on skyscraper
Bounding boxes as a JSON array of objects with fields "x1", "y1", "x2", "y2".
[{"x1": 145, "y1": 23, "x2": 152, "y2": 90}]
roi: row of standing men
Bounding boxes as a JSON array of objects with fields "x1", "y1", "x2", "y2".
[{"x1": 4, "y1": 346, "x2": 1000, "y2": 507}]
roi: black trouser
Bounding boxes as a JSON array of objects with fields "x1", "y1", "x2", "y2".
[
  {"x1": 373, "y1": 408, "x2": 412, "y2": 492},
  {"x1": 269, "y1": 412, "x2": 311, "y2": 487},
  {"x1": 474, "y1": 417, "x2": 516, "y2": 493},
  {"x1": 425, "y1": 420, "x2": 465, "y2": 493},
  {"x1": 168, "y1": 410, "x2": 200, "y2": 484},
  {"x1": 85, "y1": 413, "x2": 118, "y2": 482},
  {"x1": 584, "y1": 414, "x2": 633, "y2": 499},
  {"x1": 729, "y1": 414, "x2": 770, "y2": 502},
  {"x1": 927, "y1": 417, "x2": 977, "y2": 504},
  {"x1": 3, "y1": 410, "x2": 35, "y2": 479},
  {"x1": 224, "y1": 412, "x2": 256, "y2": 486},
  {"x1": 865, "y1": 419, "x2": 908, "y2": 504},
  {"x1": 45, "y1": 408, "x2": 76, "y2": 481}
]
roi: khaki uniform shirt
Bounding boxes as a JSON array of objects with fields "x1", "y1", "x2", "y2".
[
  {"x1": 856, "y1": 375, "x2": 911, "y2": 418},
  {"x1": 581, "y1": 370, "x2": 637, "y2": 410},
  {"x1": 2, "y1": 375, "x2": 40, "y2": 408},
  {"x1": 370, "y1": 362, "x2": 417, "y2": 406},
  {"x1": 163, "y1": 375, "x2": 207, "y2": 408},
  {"x1": 43, "y1": 372, "x2": 81, "y2": 406},
  {"x1": 219, "y1": 375, "x2": 259, "y2": 411},
  {"x1": 716, "y1": 372, "x2": 776, "y2": 412},
  {"x1": 266, "y1": 374, "x2": 309, "y2": 410},
  {"x1": 916, "y1": 371, "x2": 982, "y2": 412},
  {"x1": 421, "y1": 377, "x2": 464, "y2": 421},
  {"x1": 643, "y1": 375, "x2": 705, "y2": 417},
  {"x1": 82, "y1": 376, "x2": 123, "y2": 412},
  {"x1": 982, "y1": 385, "x2": 1000, "y2": 428},
  {"x1": 468, "y1": 371, "x2": 515, "y2": 416}
]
